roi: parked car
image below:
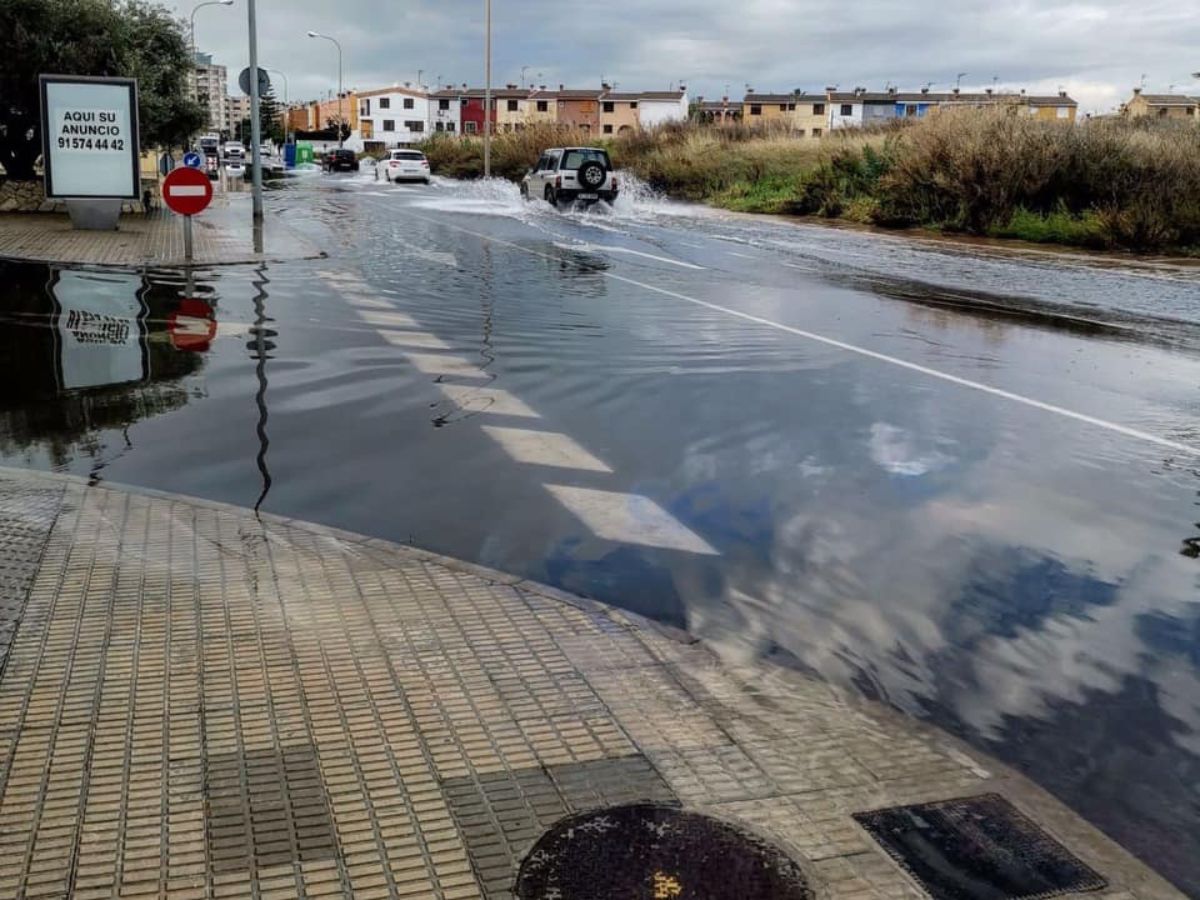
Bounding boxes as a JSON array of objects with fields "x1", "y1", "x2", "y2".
[
  {"x1": 521, "y1": 147, "x2": 618, "y2": 207},
  {"x1": 382, "y1": 150, "x2": 431, "y2": 184},
  {"x1": 322, "y1": 149, "x2": 360, "y2": 173}
]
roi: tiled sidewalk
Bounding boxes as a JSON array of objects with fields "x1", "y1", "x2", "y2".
[
  {"x1": 0, "y1": 468, "x2": 1183, "y2": 899},
  {"x1": 0, "y1": 194, "x2": 322, "y2": 268}
]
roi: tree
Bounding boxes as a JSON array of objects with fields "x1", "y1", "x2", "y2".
[
  {"x1": 0, "y1": 0, "x2": 204, "y2": 180},
  {"x1": 326, "y1": 116, "x2": 351, "y2": 142},
  {"x1": 259, "y1": 85, "x2": 285, "y2": 145}
]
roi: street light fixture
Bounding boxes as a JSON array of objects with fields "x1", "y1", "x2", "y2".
[{"x1": 307, "y1": 30, "x2": 345, "y2": 148}]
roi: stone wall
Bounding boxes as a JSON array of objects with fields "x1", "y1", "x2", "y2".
[
  {"x1": 0, "y1": 180, "x2": 63, "y2": 213},
  {"x1": 0, "y1": 180, "x2": 150, "y2": 214}
]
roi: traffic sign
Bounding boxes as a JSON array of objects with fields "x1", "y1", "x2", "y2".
[
  {"x1": 169, "y1": 298, "x2": 217, "y2": 352},
  {"x1": 183, "y1": 151, "x2": 202, "y2": 169},
  {"x1": 162, "y1": 166, "x2": 213, "y2": 216},
  {"x1": 238, "y1": 66, "x2": 270, "y2": 98}
]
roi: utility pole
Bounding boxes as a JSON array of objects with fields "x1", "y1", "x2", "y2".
[
  {"x1": 483, "y1": 0, "x2": 492, "y2": 178},
  {"x1": 247, "y1": 0, "x2": 263, "y2": 222}
]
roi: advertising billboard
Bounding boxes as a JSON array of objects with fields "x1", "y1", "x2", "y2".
[{"x1": 39, "y1": 75, "x2": 140, "y2": 200}]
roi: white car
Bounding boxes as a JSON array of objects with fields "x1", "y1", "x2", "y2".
[
  {"x1": 521, "y1": 147, "x2": 618, "y2": 207},
  {"x1": 382, "y1": 150, "x2": 430, "y2": 184},
  {"x1": 222, "y1": 141, "x2": 245, "y2": 165}
]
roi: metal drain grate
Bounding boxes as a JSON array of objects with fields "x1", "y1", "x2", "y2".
[
  {"x1": 515, "y1": 803, "x2": 812, "y2": 899},
  {"x1": 853, "y1": 793, "x2": 1107, "y2": 900},
  {"x1": 204, "y1": 744, "x2": 339, "y2": 874}
]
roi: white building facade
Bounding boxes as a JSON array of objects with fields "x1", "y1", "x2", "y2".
[
  {"x1": 428, "y1": 89, "x2": 463, "y2": 135},
  {"x1": 358, "y1": 86, "x2": 431, "y2": 148},
  {"x1": 637, "y1": 90, "x2": 688, "y2": 127}
]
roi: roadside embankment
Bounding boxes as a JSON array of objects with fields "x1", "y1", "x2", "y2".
[{"x1": 419, "y1": 113, "x2": 1200, "y2": 254}]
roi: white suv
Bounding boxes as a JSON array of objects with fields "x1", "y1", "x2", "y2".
[
  {"x1": 382, "y1": 150, "x2": 431, "y2": 184},
  {"x1": 521, "y1": 147, "x2": 618, "y2": 207}
]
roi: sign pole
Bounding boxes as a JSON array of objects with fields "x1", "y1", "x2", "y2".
[
  {"x1": 183, "y1": 215, "x2": 194, "y2": 262},
  {"x1": 247, "y1": 0, "x2": 265, "y2": 223}
]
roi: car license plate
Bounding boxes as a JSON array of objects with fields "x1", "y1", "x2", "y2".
[{"x1": 579, "y1": 193, "x2": 598, "y2": 200}]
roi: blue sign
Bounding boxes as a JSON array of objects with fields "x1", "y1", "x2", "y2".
[{"x1": 183, "y1": 151, "x2": 203, "y2": 169}]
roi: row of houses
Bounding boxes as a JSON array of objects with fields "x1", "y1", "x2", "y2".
[
  {"x1": 696, "y1": 87, "x2": 1079, "y2": 135},
  {"x1": 286, "y1": 84, "x2": 690, "y2": 150}
]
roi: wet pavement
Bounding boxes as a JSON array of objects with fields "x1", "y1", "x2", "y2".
[{"x1": 1, "y1": 173, "x2": 1199, "y2": 895}]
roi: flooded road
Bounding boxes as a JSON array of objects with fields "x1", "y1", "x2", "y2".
[{"x1": 3, "y1": 174, "x2": 1199, "y2": 895}]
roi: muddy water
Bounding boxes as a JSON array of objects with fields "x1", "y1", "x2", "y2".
[{"x1": 2, "y1": 176, "x2": 1200, "y2": 894}]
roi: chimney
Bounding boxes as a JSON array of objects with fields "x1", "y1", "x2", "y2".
[
  {"x1": 746, "y1": 87, "x2": 754, "y2": 94},
  {"x1": 952, "y1": 87, "x2": 960, "y2": 95},
  {"x1": 985, "y1": 87, "x2": 993, "y2": 96},
  {"x1": 540, "y1": 84, "x2": 546, "y2": 90},
  {"x1": 601, "y1": 82, "x2": 611, "y2": 90},
  {"x1": 1132, "y1": 87, "x2": 1142, "y2": 95},
  {"x1": 1058, "y1": 89, "x2": 1067, "y2": 98},
  {"x1": 559, "y1": 83, "x2": 565, "y2": 91},
  {"x1": 920, "y1": 86, "x2": 929, "y2": 94},
  {"x1": 678, "y1": 84, "x2": 686, "y2": 92},
  {"x1": 888, "y1": 87, "x2": 897, "y2": 96}
]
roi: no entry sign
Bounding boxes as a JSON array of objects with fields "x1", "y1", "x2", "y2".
[{"x1": 162, "y1": 166, "x2": 213, "y2": 216}]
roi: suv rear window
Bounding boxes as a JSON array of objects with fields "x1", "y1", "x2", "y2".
[
  {"x1": 561, "y1": 149, "x2": 610, "y2": 170},
  {"x1": 392, "y1": 151, "x2": 425, "y2": 160}
]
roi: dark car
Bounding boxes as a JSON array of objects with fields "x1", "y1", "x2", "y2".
[{"x1": 322, "y1": 149, "x2": 360, "y2": 173}]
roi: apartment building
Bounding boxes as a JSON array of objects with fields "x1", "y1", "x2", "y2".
[
  {"x1": 224, "y1": 94, "x2": 251, "y2": 138},
  {"x1": 193, "y1": 52, "x2": 228, "y2": 135},
  {"x1": 358, "y1": 86, "x2": 429, "y2": 147}
]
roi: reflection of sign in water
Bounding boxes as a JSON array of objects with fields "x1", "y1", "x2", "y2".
[
  {"x1": 52, "y1": 271, "x2": 147, "y2": 390},
  {"x1": 39, "y1": 75, "x2": 140, "y2": 199},
  {"x1": 169, "y1": 299, "x2": 217, "y2": 352}
]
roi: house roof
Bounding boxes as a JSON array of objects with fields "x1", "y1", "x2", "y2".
[
  {"x1": 1136, "y1": 94, "x2": 1200, "y2": 106},
  {"x1": 1026, "y1": 95, "x2": 1078, "y2": 107},
  {"x1": 743, "y1": 93, "x2": 796, "y2": 103},
  {"x1": 430, "y1": 89, "x2": 462, "y2": 98},
  {"x1": 556, "y1": 89, "x2": 603, "y2": 100},
  {"x1": 698, "y1": 101, "x2": 737, "y2": 110},
  {"x1": 357, "y1": 86, "x2": 427, "y2": 99},
  {"x1": 601, "y1": 92, "x2": 642, "y2": 101},
  {"x1": 638, "y1": 91, "x2": 686, "y2": 101}
]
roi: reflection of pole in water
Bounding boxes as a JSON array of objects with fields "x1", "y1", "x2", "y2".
[{"x1": 248, "y1": 262, "x2": 273, "y2": 511}]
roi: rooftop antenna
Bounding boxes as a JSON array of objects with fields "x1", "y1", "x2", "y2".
[
  {"x1": 992, "y1": 75, "x2": 999, "y2": 90},
  {"x1": 1139, "y1": 73, "x2": 1146, "y2": 89},
  {"x1": 923, "y1": 81, "x2": 935, "y2": 91}
]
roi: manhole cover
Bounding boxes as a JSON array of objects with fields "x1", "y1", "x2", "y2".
[
  {"x1": 853, "y1": 793, "x2": 1107, "y2": 900},
  {"x1": 515, "y1": 803, "x2": 812, "y2": 899}
]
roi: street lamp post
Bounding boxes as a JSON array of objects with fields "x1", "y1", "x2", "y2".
[
  {"x1": 307, "y1": 31, "x2": 344, "y2": 148},
  {"x1": 483, "y1": 0, "x2": 492, "y2": 177}
]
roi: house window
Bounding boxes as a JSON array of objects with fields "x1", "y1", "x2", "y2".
[
  {"x1": 796, "y1": 128, "x2": 805, "y2": 137},
  {"x1": 603, "y1": 124, "x2": 613, "y2": 134},
  {"x1": 439, "y1": 99, "x2": 450, "y2": 110},
  {"x1": 435, "y1": 122, "x2": 444, "y2": 132},
  {"x1": 905, "y1": 104, "x2": 918, "y2": 117},
  {"x1": 382, "y1": 119, "x2": 395, "y2": 131},
  {"x1": 779, "y1": 104, "x2": 787, "y2": 111},
  {"x1": 812, "y1": 127, "x2": 822, "y2": 137},
  {"x1": 630, "y1": 101, "x2": 638, "y2": 108},
  {"x1": 537, "y1": 100, "x2": 548, "y2": 112},
  {"x1": 507, "y1": 99, "x2": 518, "y2": 111},
  {"x1": 1056, "y1": 106, "x2": 1069, "y2": 119},
  {"x1": 603, "y1": 101, "x2": 615, "y2": 113},
  {"x1": 840, "y1": 103, "x2": 852, "y2": 116},
  {"x1": 1158, "y1": 107, "x2": 1168, "y2": 117},
  {"x1": 750, "y1": 104, "x2": 762, "y2": 115},
  {"x1": 446, "y1": 122, "x2": 455, "y2": 132},
  {"x1": 379, "y1": 98, "x2": 390, "y2": 109},
  {"x1": 403, "y1": 98, "x2": 414, "y2": 109},
  {"x1": 360, "y1": 100, "x2": 370, "y2": 115},
  {"x1": 405, "y1": 120, "x2": 424, "y2": 132},
  {"x1": 787, "y1": 103, "x2": 796, "y2": 110},
  {"x1": 813, "y1": 103, "x2": 825, "y2": 115},
  {"x1": 465, "y1": 121, "x2": 477, "y2": 133}
]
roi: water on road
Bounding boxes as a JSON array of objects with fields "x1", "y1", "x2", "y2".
[{"x1": 3, "y1": 174, "x2": 1199, "y2": 894}]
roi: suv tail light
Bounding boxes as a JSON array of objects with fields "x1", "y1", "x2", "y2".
[
  {"x1": 555, "y1": 175, "x2": 561, "y2": 188},
  {"x1": 421, "y1": 160, "x2": 429, "y2": 167},
  {"x1": 611, "y1": 176, "x2": 619, "y2": 190}
]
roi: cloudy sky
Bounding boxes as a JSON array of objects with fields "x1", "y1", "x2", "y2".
[{"x1": 172, "y1": 0, "x2": 1200, "y2": 113}]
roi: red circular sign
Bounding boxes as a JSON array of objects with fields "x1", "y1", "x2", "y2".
[
  {"x1": 162, "y1": 165, "x2": 213, "y2": 216},
  {"x1": 169, "y1": 298, "x2": 217, "y2": 352}
]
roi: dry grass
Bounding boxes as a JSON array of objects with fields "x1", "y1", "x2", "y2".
[{"x1": 419, "y1": 112, "x2": 1200, "y2": 251}]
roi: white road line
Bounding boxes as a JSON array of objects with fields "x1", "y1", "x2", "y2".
[
  {"x1": 553, "y1": 242, "x2": 704, "y2": 270},
  {"x1": 397, "y1": 214, "x2": 1200, "y2": 458},
  {"x1": 356, "y1": 309, "x2": 418, "y2": 328},
  {"x1": 378, "y1": 330, "x2": 452, "y2": 350},
  {"x1": 403, "y1": 353, "x2": 489, "y2": 378},
  {"x1": 481, "y1": 426, "x2": 612, "y2": 472},
  {"x1": 344, "y1": 295, "x2": 395, "y2": 309},
  {"x1": 436, "y1": 384, "x2": 540, "y2": 418},
  {"x1": 545, "y1": 485, "x2": 718, "y2": 555}
]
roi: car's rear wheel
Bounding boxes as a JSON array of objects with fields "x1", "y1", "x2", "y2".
[
  {"x1": 544, "y1": 185, "x2": 557, "y2": 206},
  {"x1": 577, "y1": 160, "x2": 606, "y2": 191},
  {"x1": 520, "y1": 182, "x2": 529, "y2": 199}
]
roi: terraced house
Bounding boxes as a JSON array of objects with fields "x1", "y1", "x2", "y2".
[
  {"x1": 357, "y1": 86, "x2": 428, "y2": 148},
  {"x1": 599, "y1": 91, "x2": 640, "y2": 134},
  {"x1": 1122, "y1": 88, "x2": 1199, "y2": 121}
]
